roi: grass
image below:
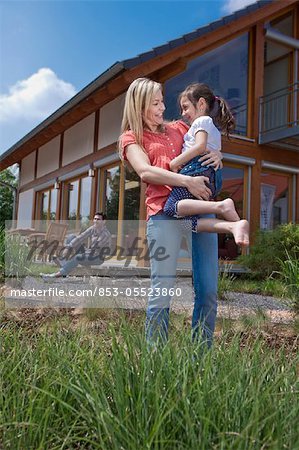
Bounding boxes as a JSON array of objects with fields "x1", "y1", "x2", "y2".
[
  {"x1": 1, "y1": 308, "x2": 298, "y2": 450},
  {"x1": 222, "y1": 277, "x2": 289, "y2": 298}
]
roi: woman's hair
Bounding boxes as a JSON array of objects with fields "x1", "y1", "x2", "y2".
[
  {"x1": 179, "y1": 83, "x2": 235, "y2": 136},
  {"x1": 119, "y1": 78, "x2": 162, "y2": 157}
]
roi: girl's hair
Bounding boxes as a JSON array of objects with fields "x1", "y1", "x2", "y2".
[
  {"x1": 119, "y1": 77, "x2": 163, "y2": 158},
  {"x1": 179, "y1": 83, "x2": 235, "y2": 136}
]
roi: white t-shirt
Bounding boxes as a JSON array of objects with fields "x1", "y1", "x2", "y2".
[{"x1": 182, "y1": 116, "x2": 221, "y2": 153}]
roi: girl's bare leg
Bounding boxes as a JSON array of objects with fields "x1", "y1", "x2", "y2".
[
  {"x1": 196, "y1": 218, "x2": 250, "y2": 247},
  {"x1": 177, "y1": 198, "x2": 240, "y2": 221}
]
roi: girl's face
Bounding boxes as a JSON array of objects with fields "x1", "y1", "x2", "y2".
[
  {"x1": 143, "y1": 90, "x2": 165, "y2": 131},
  {"x1": 180, "y1": 95, "x2": 207, "y2": 124}
]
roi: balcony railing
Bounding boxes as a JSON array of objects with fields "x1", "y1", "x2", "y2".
[{"x1": 259, "y1": 82, "x2": 299, "y2": 145}]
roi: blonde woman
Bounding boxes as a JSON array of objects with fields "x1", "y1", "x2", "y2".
[{"x1": 119, "y1": 78, "x2": 223, "y2": 346}]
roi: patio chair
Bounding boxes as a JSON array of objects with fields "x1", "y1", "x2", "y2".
[{"x1": 28, "y1": 222, "x2": 68, "y2": 262}]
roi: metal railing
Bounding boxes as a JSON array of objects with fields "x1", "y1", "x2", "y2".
[{"x1": 259, "y1": 82, "x2": 299, "y2": 140}]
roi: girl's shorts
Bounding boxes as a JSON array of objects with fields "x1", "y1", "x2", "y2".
[{"x1": 163, "y1": 157, "x2": 223, "y2": 232}]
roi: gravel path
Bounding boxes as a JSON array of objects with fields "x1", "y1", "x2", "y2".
[{"x1": 4, "y1": 275, "x2": 295, "y2": 324}]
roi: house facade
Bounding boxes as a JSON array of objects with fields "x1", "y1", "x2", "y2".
[{"x1": 1, "y1": 0, "x2": 299, "y2": 262}]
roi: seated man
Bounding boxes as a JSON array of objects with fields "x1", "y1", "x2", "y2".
[{"x1": 40, "y1": 212, "x2": 111, "y2": 281}]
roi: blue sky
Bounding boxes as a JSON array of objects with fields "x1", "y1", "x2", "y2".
[{"x1": 0, "y1": 0, "x2": 254, "y2": 156}]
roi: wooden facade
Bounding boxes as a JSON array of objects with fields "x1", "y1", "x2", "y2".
[{"x1": 1, "y1": 0, "x2": 299, "y2": 262}]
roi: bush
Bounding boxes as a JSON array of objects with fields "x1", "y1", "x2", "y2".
[
  {"x1": 238, "y1": 223, "x2": 299, "y2": 279},
  {"x1": 278, "y1": 251, "x2": 299, "y2": 312}
]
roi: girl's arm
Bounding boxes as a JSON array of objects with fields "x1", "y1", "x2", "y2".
[
  {"x1": 125, "y1": 143, "x2": 212, "y2": 200},
  {"x1": 170, "y1": 130, "x2": 208, "y2": 173}
]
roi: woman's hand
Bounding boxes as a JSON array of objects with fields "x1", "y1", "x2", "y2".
[
  {"x1": 199, "y1": 150, "x2": 223, "y2": 170},
  {"x1": 185, "y1": 176, "x2": 211, "y2": 200}
]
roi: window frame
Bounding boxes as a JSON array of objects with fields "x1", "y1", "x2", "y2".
[{"x1": 61, "y1": 173, "x2": 92, "y2": 229}]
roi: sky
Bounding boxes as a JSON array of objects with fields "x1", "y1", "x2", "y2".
[{"x1": 0, "y1": 0, "x2": 256, "y2": 157}]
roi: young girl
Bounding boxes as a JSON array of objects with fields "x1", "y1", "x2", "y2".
[{"x1": 164, "y1": 83, "x2": 249, "y2": 247}]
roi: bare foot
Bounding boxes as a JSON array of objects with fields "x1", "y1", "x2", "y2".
[
  {"x1": 219, "y1": 198, "x2": 240, "y2": 221},
  {"x1": 231, "y1": 220, "x2": 250, "y2": 246}
]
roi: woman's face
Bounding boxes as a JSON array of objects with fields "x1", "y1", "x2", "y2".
[{"x1": 143, "y1": 90, "x2": 165, "y2": 132}]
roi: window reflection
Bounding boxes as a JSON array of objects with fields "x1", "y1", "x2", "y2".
[
  {"x1": 67, "y1": 180, "x2": 79, "y2": 222},
  {"x1": 103, "y1": 166, "x2": 120, "y2": 239},
  {"x1": 123, "y1": 168, "x2": 141, "y2": 255},
  {"x1": 79, "y1": 177, "x2": 92, "y2": 228},
  {"x1": 164, "y1": 34, "x2": 248, "y2": 136},
  {"x1": 39, "y1": 188, "x2": 57, "y2": 222},
  {"x1": 217, "y1": 166, "x2": 245, "y2": 260},
  {"x1": 260, "y1": 172, "x2": 289, "y2": 230},
  {"x1": 41, "y1": 192, "x2": 49, "y2": 221},
  {"x1": 49, "y1": 189, "x2": 57, "y2": 220},
  {"x1": 66, "y1": 176, "x2": 92, "y2": 229}
]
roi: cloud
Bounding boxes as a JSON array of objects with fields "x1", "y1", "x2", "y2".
[
  {"x1": 0, "y1": 68, "x2": 77, "y2": 152},
  {"x1": 222, "y1": 0, "x2": 256, "y2": 15}
]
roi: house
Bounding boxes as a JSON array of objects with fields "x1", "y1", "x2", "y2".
[{"x1": 1, "y1": 0, "x2": 299, "y2": 264}]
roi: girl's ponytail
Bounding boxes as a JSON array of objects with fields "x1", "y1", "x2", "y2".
[{"x1": 214, "y1": 97, "x2": 235, "y2": 137}]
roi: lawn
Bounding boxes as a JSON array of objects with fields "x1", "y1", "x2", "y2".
[{"x1": 0, "y1": 306, "x2": 298, "y2": 450}]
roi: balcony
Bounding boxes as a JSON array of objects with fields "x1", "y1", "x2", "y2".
[{"x1": 259, "y1": 82, "x2": 299, "y2": 151}]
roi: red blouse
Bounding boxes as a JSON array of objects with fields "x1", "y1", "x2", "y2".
[{"x1": 120, "y1": 121, "x2": 189, "y2": 220}]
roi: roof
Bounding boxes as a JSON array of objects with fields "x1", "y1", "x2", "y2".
[{"x1": 0, "y1": 0, "x2": 276, "y2": 170}]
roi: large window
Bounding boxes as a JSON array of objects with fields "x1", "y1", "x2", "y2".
[
  {"x1": 65, "y1": 175, "x2": 92, "y2": 229},
  {"x1": 260, "y1": 171, "x2": 291, "y2": 230},
  {"x1": 99, "y1": 163, "x2": 141, "y2": 251},
  {"x1": 262, "y1": 13, "x2": 295, "y2": 134},
  {"x1": 37, "y1": 187, "x2": 57, "y2": 222},
  {"x1": 123, "y1": 168, "x2": 141, "y2": 254},
  {"x1": 164, "y1": 34, "x2": 249, "y2": 136},
  {"x1": 217, "y1": 165, "x2": 246, "y2": 260}
]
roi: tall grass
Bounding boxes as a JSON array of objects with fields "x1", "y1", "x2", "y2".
[
  {"x1": 4, "y1": 233, "x2": 32, "y2": 282},
  {"x1": 1, "y1": 316, "x2": 298, "y2": 449},
  {"x1": 0, "y1": 226, "x2": 4, "y2": 279}
]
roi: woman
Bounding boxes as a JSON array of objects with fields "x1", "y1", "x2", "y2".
[{"x1": 119, "y1": 78, "x2": 222, "y2": 346}]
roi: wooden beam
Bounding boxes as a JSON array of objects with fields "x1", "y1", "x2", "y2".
[
  {"x1": 151, "y1": 58, "x2": 188, "y2": 83},
  {"x1": 250, "y1": 157, "x2": 262, "y2": 242},
  {"x1": 249, "y1": 23, "x2": 265, "y2": 139}
]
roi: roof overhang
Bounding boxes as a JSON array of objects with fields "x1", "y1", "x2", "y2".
[{"x1": 1, "y1": 0, "x2": 296, "y2": 171}]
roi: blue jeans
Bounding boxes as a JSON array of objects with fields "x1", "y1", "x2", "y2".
[
  {"x1": 146, "y1": 213, "x2": 218, "y2": 346},
  {"x1": 59, "y1": 253, "x2": 104, "y2": 276},
  {"x1": 59, "y1": 235, "x2": 104, "y2": 276}
]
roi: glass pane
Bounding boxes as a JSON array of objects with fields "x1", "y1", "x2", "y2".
[
  {"x1": 217, "y1": 166, "x2": 244, "y2": 260},
  {"x1": 270, "y1": 13, "x2": 293, "y2": 37},
  {"x1": 79, "y1": 177, "x2": 92, "y2": 229},
  {"x1": 164, "y1": 34, "x2": 248, "y2": 136},
  {"x1": 123, "y1": 168, "x2": 141, "y2": 255},
  {"x1": 103, "y1": 166, "x2": 120, "y2": 236},
  {"x1": 49, "y1": 189, "x2": 57, "y2": 220},
  {"x1": 67, "y1": 180, "x2": 79, "y2": 222},
  {"x1": 260, "y1": 172, "x2": 289, "y2": 230},
  {"x1": 41, "y1": 192, "x2": 49, "y2": 221},
  {"x1": 263, "y1": 57, "x2": 291, "y2": 133}
]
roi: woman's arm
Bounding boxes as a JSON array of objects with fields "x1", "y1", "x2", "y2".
[{"x1": 126, "y1": 143, "x2": 212, "y2": 200}]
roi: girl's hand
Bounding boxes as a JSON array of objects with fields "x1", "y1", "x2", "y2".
[
  {"x1": 199, "y1": 150, "x2": 223, "y2": 170},
  {"x1": 169, "y1": 158, "x2": 182, "y2": 173}
]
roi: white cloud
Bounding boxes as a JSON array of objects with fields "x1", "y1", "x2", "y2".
[
  {"x1": 0, "y1": 68, "x2": 77, "y2": 152},
  {"x1": 222, "y1": 0, "x2": 256, "y2": 15}
]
